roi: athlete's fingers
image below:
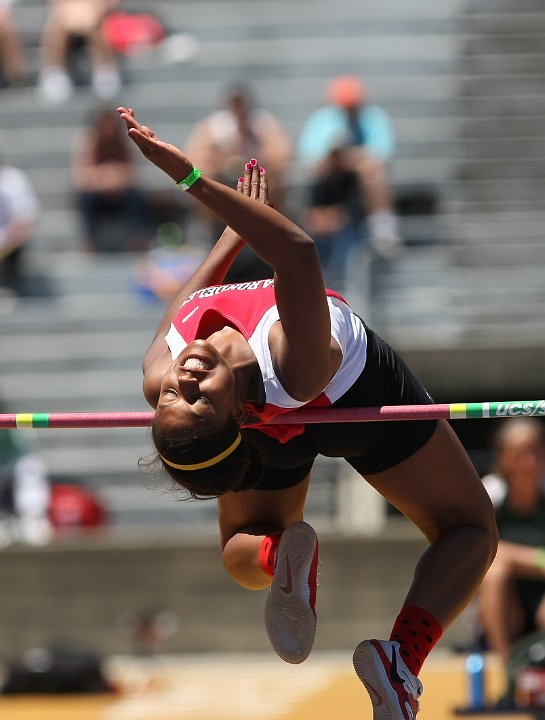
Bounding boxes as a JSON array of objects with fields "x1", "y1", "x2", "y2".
[
  {"x1": 139, "y1": 125, "x2": 156, "y2": 139},
  {"x1": 236, "y1": 176, "x2": 244, "y2": 194},
  {"x1": 118, "y1": 107, "x2": 140, "y2": 132},
  {"x1": 258, "y1": 166, "x2": 269, "y2": 205},
  {"x1": 242, "y1": 161, "x2": 252, "y2": 195},
  {"x1": 250, "y1": 158, "x2": 259, "y2": 200},
  {"x1": 127, "y1": 127, "x2": 158, "y2": 148}
]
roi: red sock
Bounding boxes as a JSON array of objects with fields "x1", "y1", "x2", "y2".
[
  {"x1": 389, "y1": 605, "x2": 443, "y2": 676},
  {"x1": 259, "y1": 533, "x2": 282, "y2": 578}
]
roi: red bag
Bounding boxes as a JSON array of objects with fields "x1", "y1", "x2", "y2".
[
  {"x1": 48, "y1": 484, "x2": 107, "y2": 530},
  {"x1": 102, "y1": 12, "x2": 166, "y2": 56}
]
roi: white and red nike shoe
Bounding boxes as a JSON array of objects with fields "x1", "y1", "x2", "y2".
[
  {"x1": 264, "y1": 520, "x2": 318, "y2": 664},
  {"x1": 353, "y1": 639, "x2": 423, "y2": 719}
]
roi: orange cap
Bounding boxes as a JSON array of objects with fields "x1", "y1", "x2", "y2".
[{"x1": 327, "y1": 75, "x2": 366, "y2": 108}]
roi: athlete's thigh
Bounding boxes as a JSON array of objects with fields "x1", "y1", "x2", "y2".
[
  {"x1": 217, "y1": 473, "x2": 311, "y2": 549},
  {"x1": 362, "y1": 420, "x2": 495, "y2": 542}
]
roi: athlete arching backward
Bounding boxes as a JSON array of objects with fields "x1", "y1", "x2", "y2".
[{"x1": 118, "y1": 105, "x2": 498, "y2": 719}]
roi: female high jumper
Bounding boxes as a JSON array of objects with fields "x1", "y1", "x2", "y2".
[{"x1": 118, "y1": 106, "x2": 498, "y2": 720}]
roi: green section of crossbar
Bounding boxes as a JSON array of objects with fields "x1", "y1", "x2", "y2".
[{"x1": 450, "y1": 401, "x2": 545, "y2": 420}]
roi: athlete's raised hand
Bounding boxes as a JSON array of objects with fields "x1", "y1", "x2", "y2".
[
  {"x1": 236, "y1": 158, "x2": 270, "y2": 206},
  {"x1": 117, "y1": 106, "x2": 193, "y2": 184}
]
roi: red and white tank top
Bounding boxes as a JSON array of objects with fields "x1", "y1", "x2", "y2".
[{"x1": 165, "y1": 280, "x2": 367, "y2": 442}]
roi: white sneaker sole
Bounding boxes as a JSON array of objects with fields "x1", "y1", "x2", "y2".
[
  {"x1": 353, "y1": 640, "x2": 417, "y2": 719},
  {"x1": 264, "y1": 521, "x2": 317, "y2": 664}
]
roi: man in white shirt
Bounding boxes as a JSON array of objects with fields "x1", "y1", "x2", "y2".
[{"x1": 0, "y1": 156, "x2": 40, "y2": 295}]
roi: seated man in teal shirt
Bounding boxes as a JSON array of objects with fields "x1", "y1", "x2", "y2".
[{"x1": 297, "y1": 75, "x2": 401, "y2": 268}]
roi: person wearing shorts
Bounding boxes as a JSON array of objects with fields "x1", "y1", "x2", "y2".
[{"x1": 119, "y1": 105, "x2": 498, "y2": 719}]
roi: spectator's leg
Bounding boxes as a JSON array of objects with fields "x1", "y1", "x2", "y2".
[
  {"x1": 0, "y1": 7, "x2": 28, "y2": 85},
  {"x1": 77, "y1": 191, "x2": 103, "y2": 251},
  {"x1": 38, "y1": 6, "x2": 73, "y2": 103},
  {"x1": 121, "y1": 187, "x2": 151, "y2": 251},
  {"x1": 356, "y1": 154, "x2": 402, "y2": 258},
  {"x1": 477, "y1": 552, "x2": 526, "y2": 662},
  {"x1": 87, "y1": 21, "x2": 121, "y2": 100},
  {"x1": 0, "y1": 246, "x2": 25, "y2": 295},
  {"x1": 344, "y1": 224, "x2": 373, "y2": 320},
  {"x1": 356, "y1": 154, "x2": 393, "y2": 212},
  {"x1": 303, "y1": 205, "x2": 348, "y2": 288},
  {"x1": 327, "y1": 221, "x2": 362, "y2": 295}
]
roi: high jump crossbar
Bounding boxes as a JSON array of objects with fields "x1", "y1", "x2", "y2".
[{"x1": 1, "y1": 400, "x2": 544, "y2": 429}]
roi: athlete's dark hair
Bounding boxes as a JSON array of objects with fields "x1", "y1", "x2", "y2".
[{"x1": 150, "y1": 416, "x2": 264, "y2": 499}]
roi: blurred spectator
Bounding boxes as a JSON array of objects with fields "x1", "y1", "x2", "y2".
[
  {"x1": 0, "y1": 0, "x2": 28, "y2": 88},
  {"x1": 478, "y1": 417, "x2": 545, "y2": 706},
  {"x1": 297, "y1": 75, "x2": 402, "y2": 286},
  {"x1": 185, "y1": 84, "x2": 292, "y2": 281},
  {"x1": 72, "y1": 107, "x2": 149, "y2": 252},
  {"x1": 0, "y1": 426, "x2": 52, "y2": 547},
  {"x1": 133, "y1": 222, "x2": 206, "y2": 304},
  {"x1": 186, "y1": 84, "x2": 292, "y2": 204},
  {"x1": 37, "y1": 0, "x2": 122, "y2": 104},
  {"x1": 185, "y1": 84, "x2": 292, "y2": 246},
  {"x1": 0, "y1": 152, "x2": 40, "y2": 296}
]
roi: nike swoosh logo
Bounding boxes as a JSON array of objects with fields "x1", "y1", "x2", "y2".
[
  {"x1": 390, "y1": 647, "x2": 405, "y2": 684},
  {"x1": 279, "y1": 556, "x2": 293, "y2": 594},
  {"x1": 181, "y1": 306, "x2": 199, "y2": 323}
]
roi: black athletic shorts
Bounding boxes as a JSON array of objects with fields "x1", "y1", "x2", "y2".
[{"x1": 245, "y1": 321, "x2": 438, "y2": 491}]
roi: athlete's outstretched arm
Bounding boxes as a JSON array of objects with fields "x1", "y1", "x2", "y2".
[
  {"x1": 142, "y1": 172, "x2": 263, "y2": 372},
  {"x1": 118, "y1": 107, "x2": 336, "y2": 401}
]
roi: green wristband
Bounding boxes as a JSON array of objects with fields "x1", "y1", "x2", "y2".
[
  {"x1": 177, "y1": 166, "x2": 202, "y2": 191},
  {"x1": 534, "y1": 548, "x2": 545, "y2": 569}
]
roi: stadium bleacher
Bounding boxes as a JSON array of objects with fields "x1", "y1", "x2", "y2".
[{"x1": 1, "y1": 0, "x2": 544, "y2": 530}]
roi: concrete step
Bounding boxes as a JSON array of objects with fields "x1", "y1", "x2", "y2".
[
  {"x1": 0, "y1": 329, "x2": 149, "y2": 369},
  {"x1": 34, "y1": 436, "x2": 148, "y2": 477},
  {"x1": 458, "y1": 76, "x2": 545, "y2": 102},
  {"x1": 0, "y1": 249, "x2": 165, "y2": 297},
  {"x1": 415, "y1": 263, "x2": 545, "y2": 292},
  {"x1": 462, "y1": 0, "x2": 545, "y2": 12},
  {"x1": 0, "y1": 377, "x2": 144, "y2": 411},
  {"x1": 387, "y1": 317, "x2": 545, "y2": 356},
  {"x1": 448, "y1": 176, "x2": 545, "y2": 204},
  {"x1": 444, "y1": 210, "x2": 545, "y2": 243},
  {"x1": 454, "y1": 136, "x2": 545, "y2": 161},
  {"x1": 456, "y1": 114, "x2": 545, "y2": 139},
  {"x1": 451, "y1": 243, "x2": 545, "y2": 267},
  {"x1": 453, "y1": 301, "x2": 545, "y2": 325},
  {"x1": 453, "y1": 159, "x2": 545, "y2": 181},
  {"x1": 160, "y1": 0, "x2": 463, "y2": 25},
  {"x1": 0, "y1": 295, "x2": 159, "y2": 334},
  {"x1": 459, "y1": 53, "x2": 545, "y2": 77},
  {"x1": 462, "y1": 11, "x2": 545, "y2": 34},
  {"x1": 124, "y1": 33, "x2": 459, "y2": 79},
  {"x1": 452, "y1": 174, "x2": 545, "y2": 203},
  {"x1": 460, "y1": 92, "x2": 545, "y2": 117},
  {"x1": 463, "y1": 33, "x2": 545, "y2": 56}
]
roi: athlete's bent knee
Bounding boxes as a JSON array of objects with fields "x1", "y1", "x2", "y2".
[{"x1": 222, "y1": 535, "x2": 271, "y2": 591}]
